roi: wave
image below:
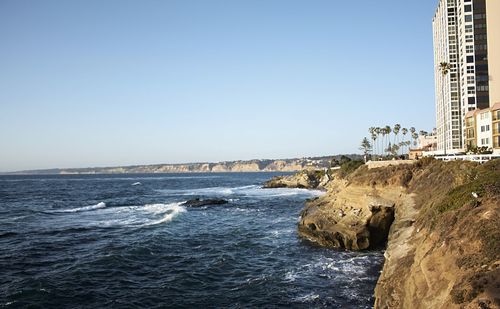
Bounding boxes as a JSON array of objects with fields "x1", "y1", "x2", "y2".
[
  {"x1": 294, "y1": 293, "x2": 320, "y2": 303},
  {"x1": 43, "y1": 202, "x2": 187, "y2": 230},
  {"x1": 157, "y1": 185, "x2": 324, "y2": 199},
  {"x1": 141, "y1": 203, "x2": 186, "y2": 226},
  {"x1": 52, "y1": 202, "x2": 106, "y2": 213}
]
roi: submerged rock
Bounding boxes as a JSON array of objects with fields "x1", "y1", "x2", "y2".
[{"x1": 181, "y1": 198, "x2": 229, "y2": 207}]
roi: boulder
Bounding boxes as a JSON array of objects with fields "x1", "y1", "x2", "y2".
[{"x1": 181, "y1": 198, "x2": 229, "y2": 207}]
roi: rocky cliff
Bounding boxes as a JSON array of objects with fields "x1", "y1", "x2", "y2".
[
  {"x1": 11, "y1": 155, "x2": 362, "y2": 175},
  {"x1": 290, "y1": 158, "x2": 500, "y2": 308}
]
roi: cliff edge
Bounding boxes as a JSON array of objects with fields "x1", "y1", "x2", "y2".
[{"x1": 293, "y1": 158, "x2": 500, "y2": 308}]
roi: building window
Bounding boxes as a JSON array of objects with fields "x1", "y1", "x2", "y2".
[
  {"x1": 480, "y1": 113, "x2": 490, "y2": 120},
  {"x1": 477, "y1": 75, "x2": 488, "y2": 82},
  {"x1": 466, "y1": 45, "x2": 474, "y2": 53},
  {"x1": 467, "y1": 56, "x2": 474, "y2": 63},
  {"x1": 467, "y1": 76, "x2": 475, "y2": 84},
  {"x1": 465, "y1": 15, "x2": 472, "y2": 22},
  {"x1": 467, "y1": 65, "x2": 474, "y2": 73},
  {"x1": 465, "y1": 5, "x2": 472, "y2": 12}
]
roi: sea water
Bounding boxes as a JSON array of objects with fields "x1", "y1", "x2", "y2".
[{"x1": 0, "y1": 173, "x2": 383, "y2": 308}]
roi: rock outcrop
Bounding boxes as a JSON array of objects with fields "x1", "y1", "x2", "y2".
[
  {"x1": 296, "y1": 158, "x2": 500, "y2": 308},
  {"x1": 297, "y1": 180, "x2": 397, "y2": 250},
  {"x1": 263, "y1": 170, "x2": 330, "y2": 190},
  {"x1": 181, "y1": 198, "x2": 229, "y2": 207}
]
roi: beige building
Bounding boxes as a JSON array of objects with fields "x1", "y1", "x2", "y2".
[
  {"x1": 464, "y1": 102, "x2": 500, "y2": 153},
  {"x1": 487, "y1": 0, "x2": 500, "y2": 105}
]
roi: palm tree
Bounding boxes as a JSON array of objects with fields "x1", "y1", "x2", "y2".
[
  {"x1": 391, "y1": 144, "x2": 400, "y2": 157},
  {"x1": 381, "y1": 128, "x2": 387, "y2": 156},
  {"x1": 369, "y1": 127, "x2": 376, "y2": 156},
  {"x1": 393, "y1": 124, "x2": 401, "y2": 154},
  {"x1": 439, "y1": 62, "x2": 451, "y2": 155},
  {"x1": 410, "y1": 127, "x2": 416, "y2": 139},
  {"x1": 371, "y1": 133, "x2": 378, "y2": 157},
  {"x1": 384, "y1": 126, "x2": 392, "y2": 155},
  {"x1": 411, "y1": 132, "x2": 419, "y2": 148},
  {"x1": 401, "y1": 127, "x2": 408, "y2": 155},
  {"x1": 359, "y1": 137, "x2": 372, "y2": 162},
  {"x1": 375, "y1": 127, "x2": 382, "y2": 156}
]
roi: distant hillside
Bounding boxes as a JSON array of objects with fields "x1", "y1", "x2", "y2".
[{"x1": 9, "y1": 155, "x2": 362, "y2": 175}]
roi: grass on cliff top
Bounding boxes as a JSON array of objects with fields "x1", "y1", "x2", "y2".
[
  {"x1": 417, "y1": 158, "x2": 500, "y2": 222},
  {"x1": 339, "y1": 160, "x2": 364, "y2": 177},
  {"x1": 416, "y1": 159, "x2": 500, "y2": 265}
]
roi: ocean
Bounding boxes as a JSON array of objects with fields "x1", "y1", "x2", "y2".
[{"x1": 0, "y1": 173, "x2": 383, "y2": 308}]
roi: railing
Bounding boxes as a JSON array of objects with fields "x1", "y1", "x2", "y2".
[{"x1": 434, "y1": 154, "x2": 500, "y2": 164}]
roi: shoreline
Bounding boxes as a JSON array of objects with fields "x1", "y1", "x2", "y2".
[{"x1": 266, "y1": 159, "x2": 500, "y2": 308}]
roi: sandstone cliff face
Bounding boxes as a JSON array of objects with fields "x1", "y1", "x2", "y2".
[
  {"x1": 298, "y1": 181, "x2": 397, "y2": 250},
  {"x1": 295, "y1": 159, "x2": 500, "y2": 309},
  {"x1": 374, "y1": 159, "x2": 500, "y2": 309},
  {"x1": 25, "y1": 157, "x2": 345, "y2": 174},
  {"x1": 263, "y1": 170, "x2": 330, "y2": 189}
]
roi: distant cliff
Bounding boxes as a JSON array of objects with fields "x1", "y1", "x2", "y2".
[{"x1": 10, "y1": 155, "x2": 362, "y2": 175}]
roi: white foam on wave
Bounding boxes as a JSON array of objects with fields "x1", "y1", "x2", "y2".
[
  {"x1": 284, "y1": 270, "x2": 297, "y2": 282},
  {"x1": 48, "y1": 201, "x2": 187, "y2": 229},
  {"x1": 294, "y1": 292, "x2": 320, "y2": 303},
  {"x1": 157, "y1": 185, "x2": 325, "y2": 199},
  {"x1": 141, "y1": 202, "x2": 186, "y2": 226},
  {"x1": 131, "y1": 182, "x2": 142, "y2": 186},
  {"x1": 54, "y1": 202, "x2": 107, "y2": 213}
]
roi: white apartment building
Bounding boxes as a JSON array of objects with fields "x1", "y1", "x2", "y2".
[
  {"x1": 433, "y1": 0, "x2": 461, "y2": 154},
  {"x1": 432, "y1": 0, "x2": 495, "y2": 154}
]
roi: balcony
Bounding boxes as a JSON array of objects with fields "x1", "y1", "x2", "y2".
[
  {"x1": 494, "y1": 127, "x2": 500, "y2": 136},
  {"x1": 493, "y1": 112, "x2": 500, "y2": 122}
]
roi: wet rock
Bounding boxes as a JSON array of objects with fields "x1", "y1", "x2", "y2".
[{"x1": 181, "y1": 198, "x2": 229, "y2": 207}]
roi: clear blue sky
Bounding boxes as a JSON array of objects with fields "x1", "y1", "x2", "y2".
[{"x1": 0, "y1": 0, "x2": 438, "y2": 172}]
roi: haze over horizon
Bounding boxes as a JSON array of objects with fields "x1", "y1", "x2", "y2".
[{"x1": 0, "y1": 0, "x2": 438, "y2": 172}]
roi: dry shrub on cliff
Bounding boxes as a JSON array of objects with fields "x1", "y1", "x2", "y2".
[
  {"x1": 414, "y1": 159, "x2": 500, "y2": 227},
  {"x1": 347, "y1": 163, "x2": 414, "y2": 187},
  {"x1": 413, "y1": 159, "x2": 500, "y2": 306}
]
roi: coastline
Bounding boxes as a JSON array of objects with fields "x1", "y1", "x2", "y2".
[
  {"x1": 4, "y1": 155, "x2": 363, "y2": 175},
  {"x1": 266, "y1": 158, "x2": 500, "y2": 308}
]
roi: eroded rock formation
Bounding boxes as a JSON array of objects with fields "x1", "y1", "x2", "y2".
[{"x1": 293, "y1": 158, "x2": 500, "y2": 308}]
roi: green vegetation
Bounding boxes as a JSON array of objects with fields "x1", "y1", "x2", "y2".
[
  {"x1": 465, "y1": 145, "x2": 493, "y2": 155},
  {"x1": 340, "y1": 160, "x2": 364, "y2": 176},
  {"x1": 418, "y1": 159, "x2": 499, "y2": 220},
  {"x1": 338, "y1": 157, "x2": 364, "y2": 177}
]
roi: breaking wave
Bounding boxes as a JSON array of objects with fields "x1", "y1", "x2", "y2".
[
  {"x1": 157, "y1": 185, "x2": 324, "y2": 198},
  {"x1": 52, "y1": 202, "x2": 107, "y2": 213}
]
